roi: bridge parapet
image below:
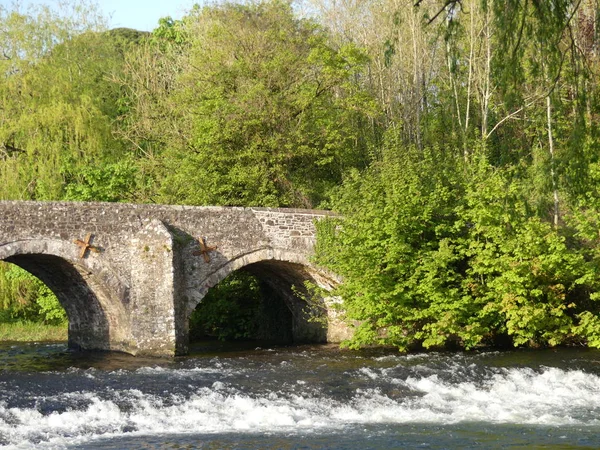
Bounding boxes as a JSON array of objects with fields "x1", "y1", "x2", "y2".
[{"x1": 252, "y1": 207, "x2": 335, "y2": 250}]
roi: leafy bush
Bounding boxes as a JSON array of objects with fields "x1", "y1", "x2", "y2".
[
  {"x1": 0, "y1": 263, "x2": 67, "y2": 325},
  {"x1": 316, "y1": 140, "x2": 600, "y2": 351}
]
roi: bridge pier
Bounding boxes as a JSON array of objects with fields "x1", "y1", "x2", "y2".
[{"x1": 127, "y1": 219, "x2": 181, "y2": 356}]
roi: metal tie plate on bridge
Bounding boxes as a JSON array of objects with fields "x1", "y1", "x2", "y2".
[
  {"x1": 73, "y1": 233, "x2": 100, "y2": 259},
  {"x1": 193, "y1": 236, "x2": 217, "y2": 263}
]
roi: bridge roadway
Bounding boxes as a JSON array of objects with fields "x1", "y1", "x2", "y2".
[{"x1": 0, "y1": 201, "x2": 348, "y2": 356}]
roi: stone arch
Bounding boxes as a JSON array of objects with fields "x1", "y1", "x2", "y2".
[
  {"x1": 184, "y1": 248, "x2": 335, "y2": 347},
  {"x1": 0, "y1": 239, "x2": 131, "y2": 352}
]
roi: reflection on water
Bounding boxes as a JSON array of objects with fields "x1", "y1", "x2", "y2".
[{"x1": 1, "y1": 341, "x2": 600, "y2": 449}]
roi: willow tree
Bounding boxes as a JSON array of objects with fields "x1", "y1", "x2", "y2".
[
  {"x1": 0, "y1": 2, "x2": 145, "y2": 202},
  {"x1": 0, "y1": 2, "x2": 104, "y2": 199}
]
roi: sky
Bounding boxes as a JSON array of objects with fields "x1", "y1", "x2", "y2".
[
  {"x1": 3, "y1": 0, "x2": 200, "y2": 31},
  {"x1": 98, "y1": 0, "x2": 196, "y2": 31}
]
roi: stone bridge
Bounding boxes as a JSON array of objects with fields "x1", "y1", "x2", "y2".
[{"x1": 0, "y1": 201, "x2": 347, "y2": 356}]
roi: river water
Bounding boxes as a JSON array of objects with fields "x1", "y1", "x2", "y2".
[{"x1": 1, "y1": 341, "x2": 599, "y2": 449}]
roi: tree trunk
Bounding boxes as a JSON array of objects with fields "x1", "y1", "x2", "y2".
[{"x1": 546, "y1": 95, "x2": 560, "y2": 228}]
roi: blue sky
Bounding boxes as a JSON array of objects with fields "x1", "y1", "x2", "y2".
[
  {"x1": 3, "y1": 0, "x2": 201, "y2": 31},
  {"x1": 99, "y1": 0, "x2": 197, "y2": 31}
]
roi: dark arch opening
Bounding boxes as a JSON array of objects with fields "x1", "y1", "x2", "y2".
[
  {"x1": 189, "y1": 260, "x2": 328, "y2": 346},
  {"x1": 1, "y1": 254, "x2": 116, "y2": 351}
]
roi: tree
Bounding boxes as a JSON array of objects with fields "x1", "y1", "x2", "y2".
[
  {"x1": 121, "y1": 0, "x2": 378, "y2": 208},
  {"x1": 0, "y1": 2, "x2": 146, "y2": 202}
]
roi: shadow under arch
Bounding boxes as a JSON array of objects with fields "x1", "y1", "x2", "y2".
[
  {"x1": 0, "y1": 239, "x2": 131, "y2": 352},
  {"x1": 189, "y1": 248, "x2": 331, "y2": 346}
]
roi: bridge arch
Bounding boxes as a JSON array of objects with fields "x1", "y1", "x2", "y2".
[
  {"x1": 185, "y1": 248, "x2": 334, "y2": 346},
  {"x1": 0, "y1": 239, "x2": 131, "y2": 352}
]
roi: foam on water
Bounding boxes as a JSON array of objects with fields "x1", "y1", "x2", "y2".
[
  {"x1": 401, "y1": 367, "x2": 600, "y2": 424},
  {"x1": 1, "y1": 364, "x2": 600, "y2": 449}
]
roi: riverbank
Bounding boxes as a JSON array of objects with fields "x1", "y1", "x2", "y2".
[{"x1": 0, "y1": 321, "x2": 67, "y2": 342}]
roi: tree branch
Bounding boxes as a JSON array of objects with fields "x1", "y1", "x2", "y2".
[
  {"x1": 414, "y1": 1, "x2": 463, "y2": 25},
  {"x1": 485, "y1": 96, "x2": 540, "y2": 139},
  {"x1": 0, "y1": 143, "x2": 25, "y2": 158}
]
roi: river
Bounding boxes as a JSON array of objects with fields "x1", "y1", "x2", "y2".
[{"x1": 0, "y1": 341, "x2": 599, "y2": 449}]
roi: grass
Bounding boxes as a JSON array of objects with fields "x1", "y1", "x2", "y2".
[{"x1": 0, "y1": 321, "x2": 68, "y2": 342}]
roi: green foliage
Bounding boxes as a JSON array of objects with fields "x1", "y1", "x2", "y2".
[
  {"x1": 63, "y1": 159, "x2": 138, "y2": 202},
  {"x1": 125, "y1": 0, "x2": 378, "y2": 208},
  {"x1": 0, "y1": 263, "x2": 66, "y2": 325},
  {"x1": 0, "y1": 3, "x2": 143, "y2": 202},
  {"x1": 189, "y1": 272, "x2": 263, "y2": 341},
  {"x1": 316, "y1": 135, "x2": 465, "y2": 350},
  {"x1": 34, "y1": 283, "x2": 67, "y2": 325},
  {"x1": 456, "y1": 162, "x2": 598, "y2": 348},
  {"x1": 316, "y1": 142, "x2": 600, "y2": 351}
]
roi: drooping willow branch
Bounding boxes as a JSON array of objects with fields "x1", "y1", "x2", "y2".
[{"x1": 414, "y1": 0, "x2": 464, "y2": 25}]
